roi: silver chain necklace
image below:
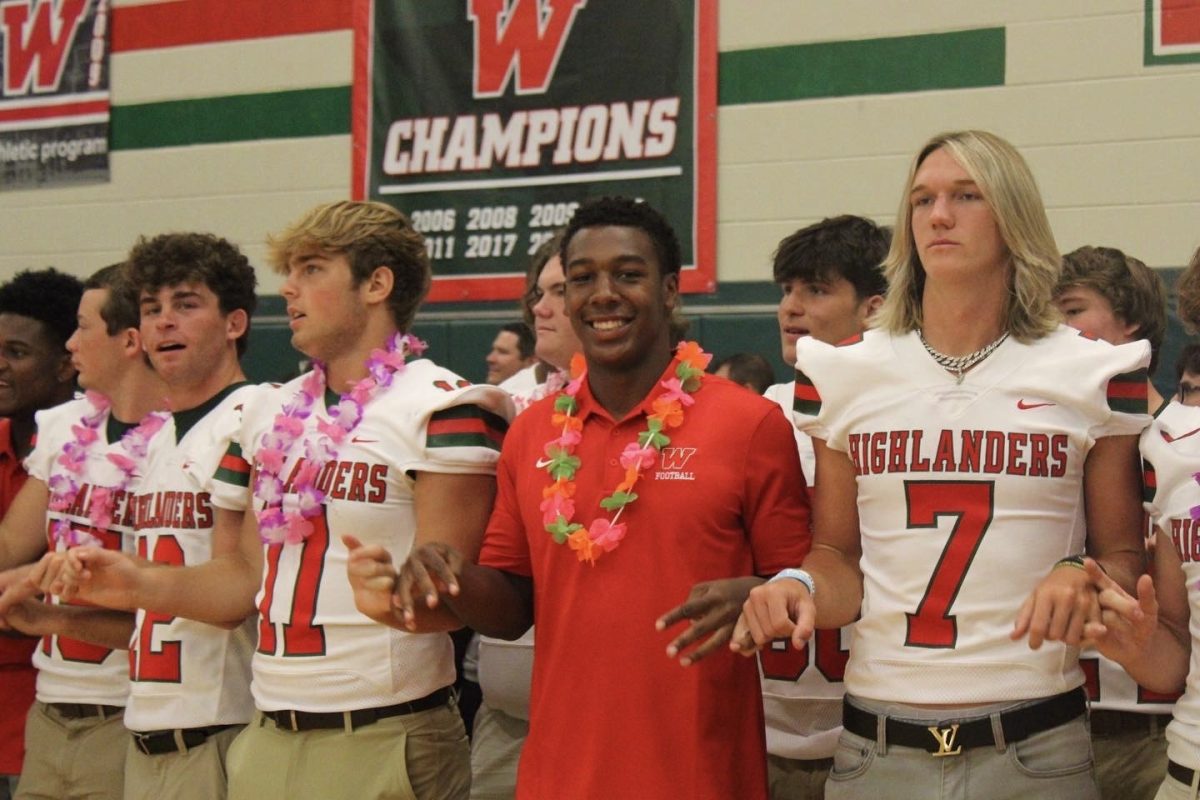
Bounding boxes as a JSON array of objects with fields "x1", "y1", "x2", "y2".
[{"x1": 918, "y1": 330, "x2": 1009, "y2": 384}]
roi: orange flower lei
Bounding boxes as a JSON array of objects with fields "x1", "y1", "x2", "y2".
[{"x1": 540, "y1": 341, "x2": 712, "y2": 564}]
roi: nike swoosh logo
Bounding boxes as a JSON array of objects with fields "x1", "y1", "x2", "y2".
[
  {"x1": 351, "y1": 436, "x2": 378, "y2": 444},
  {"x1": 1162, "y1": 427, "x2": 1200, "y2": 443},
  {"x1": 535, "y1": 457, "x2": 554, "y2": 468},
  {"x1": 1016, "y1": 400, "x2": 1055, "y2": 410}
]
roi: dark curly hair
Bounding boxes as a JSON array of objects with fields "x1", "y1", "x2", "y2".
[
  {"x1": 773, "y1": 215, "x2": 890, "y2": 300},
  {"x1": 0, "y1": 267, "x2": 84, "y2": 349},
  {"x1": 561, "y1": 196, "x2": 682, "y2": 278},
  {"x1": 126, "y1": 233, "x2": 258, "y2": 355}
]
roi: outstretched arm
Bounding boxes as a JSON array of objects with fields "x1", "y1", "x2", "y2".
[
  {"x1": 347, "y1": 470, "x2": 533, "y2": 639},
  {"x1": 1, "y1": 599, "x2": 134, "y2": 651},
  {"x1": 731, "y1": 439, "x2": 863, "y2": 654},
  {"x1": 47, "y1": 507, "x2": 260, "y2": 627}
]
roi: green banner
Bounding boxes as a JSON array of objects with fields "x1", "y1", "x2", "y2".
[{"x1": 354, "y1": 0, "x2": 715, "y2": 301}]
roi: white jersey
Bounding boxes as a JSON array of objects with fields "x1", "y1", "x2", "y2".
[
  {"x1": 1083, "y1": 400, "x2": 1178, "y2": 716},
  {"x1": 498, "y1": 364, "x2": 538, "y2": 395},
  {"x1": 1142, "y1": 401, "x2": 1200, "y2": 768},
  {"x1": 474, "y1": 372, "x2": 570, "y2": 718},
  {"x1": 25, "y1": 397, "x2": 135, "y2": 706},
  {"x1": 123, "y1": 383, "x2": 259, "y2": 732},
  {"x1": 760, "y1": 380, "x2": 845, "y2": 759},
  {"x1": 795, "y1": 326, "x2": 1150, "y2": 704},
  {"x1": 764, "y1": 381, "x2": 815, "y2": 486},
  {"x1": 212, "y1": 360, "x2": 511, "y2": 713}
]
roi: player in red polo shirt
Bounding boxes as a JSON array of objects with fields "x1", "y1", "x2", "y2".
[{"x1": 348, "y1": 196, "x2": 812, "y2": 800}]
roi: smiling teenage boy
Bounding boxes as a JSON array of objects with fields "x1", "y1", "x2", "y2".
[
  {"x1": 36, "y1": 234, "x2": 261, "y2": 800},
  {"x1": 350, "y1": 196, "x2": 811, "y2": 800}
]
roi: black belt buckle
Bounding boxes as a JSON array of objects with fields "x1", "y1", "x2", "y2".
[{"x1": 132, "y1": 731, "x2": 156, "y2": 756}]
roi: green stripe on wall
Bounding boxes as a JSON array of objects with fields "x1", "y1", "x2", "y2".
[
  {"x1": 107, "y1": 28, "x2": 1004, "y2": 149},
  {"x1": 719, "y1": 28, "x2": 1005, "y2": 105},
  {"x1": 111, "y1": 87, "x2": 351, "y2": 150}
]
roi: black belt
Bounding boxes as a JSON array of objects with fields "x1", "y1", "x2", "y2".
[
  {"x1": 131, "y1": 724, "x2": 237, "y2": 756},
  {"x1": 842, "y1": 689, "x2": 1086, "y2": 756},
  {"x1": 48, "y1": 702, "x2": 123, "y2": 720},
  {"x1": 1169, "y1": 760, "x2": 1197, "y2": 787},
  {"x1": 262, "y1": 686, "x2": 451, "y2": 732},
  {"x1": 1089, "y1": 709, "x2": 1172, "y2": 737}
]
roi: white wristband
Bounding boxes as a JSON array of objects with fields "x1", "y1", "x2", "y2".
[{"x1": 769, "y1": 568, "x2": 815, "y2": 597}]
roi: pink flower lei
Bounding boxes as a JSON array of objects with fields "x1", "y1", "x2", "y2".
[
  {"x1": 46, "y1": 391, "x2": 169, "y2": 547},
  {"x1": 253, "y1": 332, "x2": 425, "y2": 545},
  {"x1": 540, "y1": 341, "x2": 711, "y2": 565}
]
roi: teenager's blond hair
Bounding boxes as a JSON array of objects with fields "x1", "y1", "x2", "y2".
[
  {"x1": 268, "y1": 201, "x2": 430, "y2": 331},
  {"x1": 875, "y1": 130, "x2": 1061, "y2": 342}
]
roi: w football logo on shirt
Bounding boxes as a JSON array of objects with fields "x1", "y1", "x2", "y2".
[{"x1": 656, "y1": 447, "x2": 696, "y2": 480}]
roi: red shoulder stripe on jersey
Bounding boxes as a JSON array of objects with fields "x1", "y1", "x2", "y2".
[
  {"x1": 1107, "y1": 369, "x2": 1148, "y2": 415},
  {"x1": 427, "y1": 405, "x2": 507, "y2": 451},
  {"x1": 793, "y1": 370, "x2": 822, "y2": 417},
  {"x1": 214, "y1": 442, "x2": 251, "y2": 488}
]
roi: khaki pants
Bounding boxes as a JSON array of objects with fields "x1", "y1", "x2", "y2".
[
  {"x1": 1092, "y1": 720, "x2": 1169, "y2": 800},
  {"x1": 469, "y1": 703, "x2": 527, "y2": 800},
  {"x1": 767, "y1": 753, "x2": 832, "y2": 800},
  {"x1": 227, "y1": 702, "x2": 469, "y2": 800},
  {"x1": 123, "y1": 725, "x2": 242, "y2": 800},
  {"x1": 15, "y1": 702, "x2": 126, "y2": 800}
]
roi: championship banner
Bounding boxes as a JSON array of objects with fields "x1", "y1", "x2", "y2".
[
  {"x1": 0, "y1": 0, "x2": 111, "y2": 190},
  {"x1": 352, "y1": 0, "x2": 716, "y2": 301}
]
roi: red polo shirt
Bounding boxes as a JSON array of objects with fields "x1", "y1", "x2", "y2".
[
  {"x1": 480, "y1": 362, "x2": 812, "y2": 800},
  {"x1": 0, "y1": 418, "x2": 38, "y2": 774}
]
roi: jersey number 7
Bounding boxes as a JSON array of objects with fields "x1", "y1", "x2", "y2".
[{"x1": 904, "y1": 480, "x2": 994, "y2": 649}]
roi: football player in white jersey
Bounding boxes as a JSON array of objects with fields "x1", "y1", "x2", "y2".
[
  {"x1": 736, "y1": 130, "x2": 1150, "y2": 799},
  {"x1": 1053, "y1": 244, "x2": 1173, "y2": 800},
  {"x1": 35, "y1": 234, "x2": 261, "y2": 800},
  {"x1": 0, "y1": 264, "x2": 164, "y2": 800},
  {"x1": 1082, "y1": 244, "x2": 1200, "y2": 800}
]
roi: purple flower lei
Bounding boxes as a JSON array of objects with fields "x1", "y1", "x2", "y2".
[
  {"x1": 47, "y1": 391, "x2": 170, "y2": 547},
  {"x1": 253, "y1": 332, "x2": 425, "y2": 545}
]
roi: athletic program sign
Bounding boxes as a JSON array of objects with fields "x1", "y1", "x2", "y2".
[
  {"x1": 353, "y1": 0, "x2": 716, "y2": 301},
  {"x1": 0, "y1": 0, "x2": 110, "y2": 190}
]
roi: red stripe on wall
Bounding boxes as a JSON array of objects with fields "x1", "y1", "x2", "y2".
[
  {"x1": 1162, "y1": 0, "x2": 1200, "y2": 46},
  {"x1": 113, "y1": 0, "x2": 353, "y2": 52},
  {"x1": 0, "y1": 99, "x2": 107, "y2": 122}
]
